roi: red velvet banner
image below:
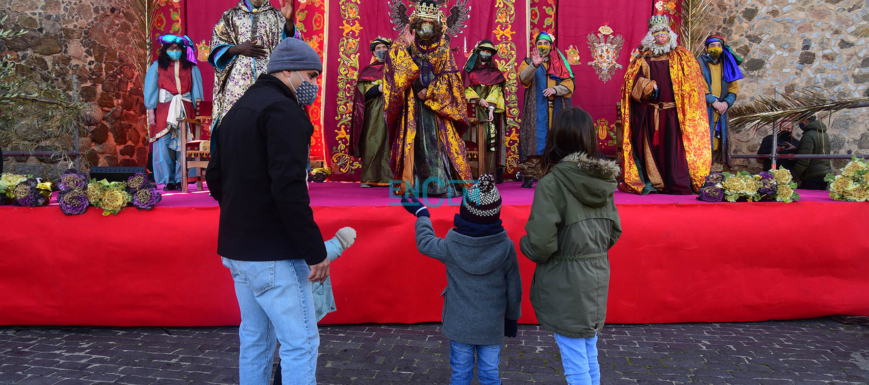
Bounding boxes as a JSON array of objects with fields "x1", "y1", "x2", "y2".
[
  {"x1": 2, "y1": 201, "x2": 869, "y2": 327},
  {"x1": 555, "y1": 0, "x2": 655, "y2": 157},
  {"x1": 322, "y1": 0, "x2": 527, "y2": 180}
]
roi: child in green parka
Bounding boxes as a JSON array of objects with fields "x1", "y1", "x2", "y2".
[{"x1": 520, "y1": 108, "x2": 623, "y2": 385}]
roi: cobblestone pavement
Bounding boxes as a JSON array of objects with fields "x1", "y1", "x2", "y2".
[{"x1": 1, "y1": 318, "x2": 868, "y2": 384}]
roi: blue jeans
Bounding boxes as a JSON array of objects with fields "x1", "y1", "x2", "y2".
[
  {"x1": 222, "y1": 258, "x2": 319, "y2": 385},
  {"x1": 449, "y1": 341, "x2": 501, "y2": 385},
  {"x1": 554, "y1": 333, "x2": 600, "y2": 385}
]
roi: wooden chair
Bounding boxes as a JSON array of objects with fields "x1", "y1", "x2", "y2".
[
  {"x1": 465, "y1": 103, "x2": 488, "y2": 179},
  {"x1": 178, "y1": 117, "x2": 211, "y2": 193}
]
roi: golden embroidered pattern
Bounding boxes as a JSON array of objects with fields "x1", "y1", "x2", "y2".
[
  {"x1": 296, "y1": 0, "x2": 327, "y2": 160},
  {"x1": 332, "y1": 0, "x2": 363, "y2": 175}
]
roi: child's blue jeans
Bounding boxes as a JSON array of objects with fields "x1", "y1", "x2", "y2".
[
  {"x1": 554, "y1": 333, "x2": 600, "y2": 385},
  {"x1": 449, "y1": 340, "x2": 501, "y2": 384}
]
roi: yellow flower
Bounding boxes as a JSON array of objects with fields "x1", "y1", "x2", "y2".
[
  {"x1": 743, "y1": 176, "x2": 760, "y2": 194},
  {"x1": 723, "y1": 176, "x2": 747, "y2": 193},
  {"x1": 776, "y1": 184, "x2": 794, "y2": 201},
  {"x1": 842, "y1": 160, "x2": 867, "y2": 177},
  {"x1": 844, "y1": 184, "x2": 869, "y2": 202},
  {"x1": 830, "y1": 175, "x2": 852, "y2": 194},
  {"x1": 0, "y1": 173, "x2": 27, "y2": 193},
  {"x1": 86, "y1": 184, "x2": 103, "y2": 205},
  {"x1": 101, "y1": 188, "x2": 128, "y2": 212},
  {"x1": 773, "y1": 169, "x2": 793, "y2": 184}
]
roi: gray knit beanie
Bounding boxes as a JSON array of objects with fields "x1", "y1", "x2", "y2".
[{"x1": 267, "y1": 38, "x2": 323, "y2": 74}]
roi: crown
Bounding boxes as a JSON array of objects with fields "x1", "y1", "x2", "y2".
[
  {"x1": 598, "y1": 24, "x2": 613, "y2": 36},
  {"x1": 650, "y1": 4, "x2": 670, "y2": 28},
  {"x1": 412, "y1": 1, "x2": 442, "y2": 22}
]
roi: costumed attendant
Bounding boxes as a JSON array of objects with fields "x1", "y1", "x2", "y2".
[
  {"x1": 463, "y1": 40, "x2": 507, "y2": 181},
  {"x1": 517, "y1": 32, "x2": 574, "y2": 188},
  {"x1": 273, "y1": 227, "x2": 357, "y2": 385},
  {"x1": 351, "y1": 37, "x2": 393, "y2": 188},
  {"x1": 384, "y1": 0, "x2": 472, "y2": 197},
  {"x1": 402, "y1": 175, "x2": 523, "y2": 385},
  {"x1": 618, "y1": 9, "x2": 710, "y2": 195},
  {"x1": 208, "y1": 0, "x2": 300, "y2": 163},
  {"x1": 145, "y1": 35, "x2": 204, "y2": 191},
  {"x1": 521, "y1": 108, "x2": 622, "y2": 385},
  {"x1": 699, "y1": 34, "x2": 743, "y2": 168}
]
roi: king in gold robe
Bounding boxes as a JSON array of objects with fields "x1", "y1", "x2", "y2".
[
  {"x1": 383, "y1": 18, "x2": 472, "y2": 196},
  {"x1": 618, "y1": 14, "x2": 710, "y2": 195}
]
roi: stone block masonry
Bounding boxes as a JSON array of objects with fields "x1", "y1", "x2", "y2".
[
  {"x1": 711, "y1": 0, "x2": 869, "y2": 173},
  {"x1": 1, "y1": 0, "x2": 148, "y2": 178}
]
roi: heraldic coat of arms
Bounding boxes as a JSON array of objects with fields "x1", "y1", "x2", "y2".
[
  {"x1": 587, "y1": 24, "x2": 624, "y2": 83},
  {"x1": 387, "y1": 0, "x2": 471, "y2": 42}
]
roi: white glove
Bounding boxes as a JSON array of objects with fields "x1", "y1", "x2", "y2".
[{"x1": 334, "y1": 227, "x2": 356, "y2": 251}]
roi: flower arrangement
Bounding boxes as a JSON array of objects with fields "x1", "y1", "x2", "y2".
[
  {"x1": 0, "y1": 173, "x2": 28, "y2": 205},
  {"x1": 83, "y1": 174, "x2": 162, "y2": 216},
  {"x1": 826, "y1": 157, "x2": 869, "y2": 202},
  {"x1": 11, "y1": 178, "x2": 52, "y2": 207},
  {"x1": 698, "y1": 169, "x2": 800, "y2": 203}
]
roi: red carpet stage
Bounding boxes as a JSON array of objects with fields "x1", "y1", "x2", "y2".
[{"x1": 2, "y1": 183, "x2": 868, "y2": 327}]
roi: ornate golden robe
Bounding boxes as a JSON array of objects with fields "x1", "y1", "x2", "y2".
[
  {"x1": 383, "y1": 36, "x2": 472, "y2": 196},
  {"x1": 618, "y1": 46, "x2": 711, "y2": 194}
]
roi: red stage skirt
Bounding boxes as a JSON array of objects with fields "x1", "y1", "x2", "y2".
[{"x1": 1, "y1": 184, "x2": 868, "y2": 326}]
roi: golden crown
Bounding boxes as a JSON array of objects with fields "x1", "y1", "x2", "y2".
[
  {"x1": 649, "y1": 14, "x2": 669, "y2": 28},
  {"x1": 412, "y1": 1, "x2": 442, "y2": 22},
  {"x1": 598, "y1": 24, "x2": 613, "y2": 36}
]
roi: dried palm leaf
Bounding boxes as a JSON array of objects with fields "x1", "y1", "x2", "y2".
[
  {"x1": 729, "y1": 90, "x2": 869, "y2": 137},
  {"x1": 679, "y1": 0, "x2": 712, "y2": 58}
]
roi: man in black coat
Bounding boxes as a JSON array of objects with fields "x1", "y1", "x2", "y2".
[{"x1": 205, "y1": 37, "x2": 327, "y2": 384}]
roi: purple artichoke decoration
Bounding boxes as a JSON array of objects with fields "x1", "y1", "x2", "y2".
[
  {"x1": 704, "y1": 172, "x2": 725, "y2": 187},
  {"x1": 757, "y1": 171, "x2": 778, "y2": 197},
  {"x1": 127, "y1": 172, "x2": 151, "y2": 192},
  {"x1": 12, "y1": 178, "x2": 47, "y2": 207},
  {"x1": 132, "y1": 187, "x2": 162, "y2": 210},
  {"x1": 58, "y1": 189, "x2": 89, "y2": 215},
  {"x1": 698, "y1": 186, "x2": 724, "y2": 202},
  {"x1": 56, "y1": 169, "x2": 88, "y2": 191}
]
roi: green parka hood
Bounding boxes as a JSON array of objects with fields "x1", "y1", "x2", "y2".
[{"x1": 549, "y1": 152, "x2": 621, "y2": 209}]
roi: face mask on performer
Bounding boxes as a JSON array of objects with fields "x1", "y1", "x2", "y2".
[
  {"x1": 654, "y1": 31, "x2": 670, "y2": 46},
  {"x1": 417, "y1": 22, "x2": 436, "y2": 40},
  {"x1": 537, "y1": 41, "x2": 551, "y2": 58},
  {"x1": 707, "y1": 41, "x2": 723, "y2": 60},
  {"x1": 373, "y1": 43, "x2": 388, "y2": 62},
  {"x1": 479, "y1": 51, "x2": 493, "y2": 62},
  {"x1": 167, "y1": 49, "x2": 183, "y2": 61}
]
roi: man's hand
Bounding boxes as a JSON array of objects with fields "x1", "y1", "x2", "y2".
[
  {"x1": 712, "y1": 101, "x2": 728, "y2": 115},
  {"x1": 308, "y1": 258, "x2": 330, "y2": 283},
  {"x1": 531, "y1": 48, "x2": 543, "y2": 67},
  {"x1": 231, "y1": 39, "x2": 268, "y2": 59},
  {"x1": 488, "y1": 109, "x2": 495, "y2": 122},
  {"x1": 279, "y1": 0, "x2": 294, "y2": 21},
  {"x1": 399, "y1": 26, "x2": 414, "y2": 46},
  {"x1": 417, "y1": 88, "x2": 428, "y2": 100},
  {"x1": 542, "y1": 88, "x2": 556, "y2": 97},
  {"x1": 147, "y1": 110, "x2": 156, "y2": 127},
  {"x1": 378, "y1": 84, "x2": 383, "y2": 93},
  {"x1": 479, "y1": 99, "x2": 489, "y2": 108}
]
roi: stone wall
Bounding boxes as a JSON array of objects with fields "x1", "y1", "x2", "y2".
[
  {"x1": 709, "y1": 0, "x2": 869, "y2": 173},
  {"x1": 0, "y1": 0, "x2": 147, "y2": 179}
]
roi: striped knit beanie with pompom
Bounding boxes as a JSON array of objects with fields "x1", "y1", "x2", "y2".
[{"x1": 459, "y1": 174, "x2": 502, "y2": 224}]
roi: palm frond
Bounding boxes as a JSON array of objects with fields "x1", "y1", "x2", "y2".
[
  {"x1": 125, "y1": 0, "x2": 162, "y2": 89},
  {"x1": 729, "y1": 90, "x2": 869, "y2": 137},
  {"x1": 679, "y1": 0, "x2": 712, "y2": 58}
]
